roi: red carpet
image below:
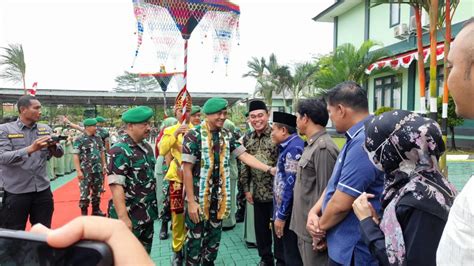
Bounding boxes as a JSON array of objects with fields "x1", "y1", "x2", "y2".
[{"x1": 26, "y1": 176, "x2": 111, "y2": 230}]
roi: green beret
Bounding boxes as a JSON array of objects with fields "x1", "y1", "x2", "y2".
[
  {"x1": 95, "y1": 116, "x2": 106, "y2": 123},
  {"x1": 203, "y1": 97, "x2": 228, "y2": 115},
  {"x1": 190, "y1": 106, "x2": 201, "y2": 115},
  {"x1": 83, "y1": 118, "x2": 97, "y2": 127},
  {"x1": 122, "y1": 106, "x2": 154, "y2": 123}
]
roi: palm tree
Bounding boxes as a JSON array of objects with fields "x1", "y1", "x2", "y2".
[
  {"x1": 313, "y1": 40, "x2": 389, "y2": 95},
  {"x1": 243, "y1": 56, "x2": 272, "y2": 104},
  {"x1": 266, "y1": 54, "x2": 292, "y2": 111},
  {"x1": 0, "y1": 44, "x2": 27, "y2": 94},
  {"x1": 244, "y1": 54, "x2": 288, "y2": 108},
  {"x1": 273, "y1": 65, "x2": 293, "y2": 112},
  {"x1": 243, "y1": 56, "x2": 266, "y2": 80},
  {"x1": 291, "y1": 62, "x2": 318, "y2": 111}
]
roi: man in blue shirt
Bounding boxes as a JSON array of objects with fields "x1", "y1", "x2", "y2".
[
  {"x1": 271, "y1": 111, "x2": 304, "y2": 266},
  {"x1": 306, "y1": 81, "x2": 384, "y2": 266}
]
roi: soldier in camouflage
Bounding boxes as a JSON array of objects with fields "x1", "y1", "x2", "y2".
[
  {"x1": 182, "y1": 98, "x2": 276, "y2": 266},
  {"x1": 107, "y1": 106, "x2": 157, "y2": 254},
  {"x1": 72, "y1": 118, "x2": 106, "y2": 216},
  {"x1": 95, "y1": 116, "x2": 110, "y2": 151}
]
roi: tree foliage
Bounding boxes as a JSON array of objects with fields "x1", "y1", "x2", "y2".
[
  {"x1": 244, "y1": 54, "x2": 319, "y2": 111},
  {"x1": 0, "y1": 43, "x2": 27, "y2": 94},
  {"x1": 114, "y1": 71, "x2": 160, "y2": 92},
  {"x1": 313, "y1": 40, "x2": 390, "y2": 96},
  {"x1": 437, "y1": 95, "x2": 463, "y2": 150}
]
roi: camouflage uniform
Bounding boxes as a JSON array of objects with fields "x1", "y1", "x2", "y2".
[
  {"x1": 182, "y1": 124, "x2": 246, "y2": 265},
  {"x1": 96, "y1": 126, "x2": 110, "y2": 144},
  {"x1": 72, "y1": 134, "x2": 104, "y2": 210},
  {"x1": 107, "y1": 134, "x2": 157, "y2": 254}
]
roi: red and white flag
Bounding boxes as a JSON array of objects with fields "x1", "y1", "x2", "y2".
[{"x1": 27, "y1": 82, "x2": 38, "y2": 96}]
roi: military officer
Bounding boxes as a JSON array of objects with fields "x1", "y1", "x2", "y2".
[
  {"x1": 72, "y1": 118, "x2": 106, "y2": 216},
  {"x1": 189, "y1": 105, "x2": 202, "y2": 126},
  {"x1": 107, "y1": 106, "x2": 157, "y2": 254},
  {"x1": 182, "y1": 97, "x2": 276, "y2": 265},
  {"x1": 95, "y1": 116, "x2": 110, "y2": 151}
]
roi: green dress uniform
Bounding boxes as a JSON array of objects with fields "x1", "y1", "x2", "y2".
[
  {"x1": 56, "y1": 133, "x2": 66, "y2": 176},
  {"x1": 154, "y1": 155, "x2": 166, "y2": 215},
  {"x1": 244, "y1": 182, "x2": 257, "y2": 245},
  {"x1": 107, "y1": 106, "x2": 157, "y2": 254},
  {"x1": 64, "y1": 130, "x2": 74, "y2": 174},
  {"x1": 47, "y1": 157, "x2": 56, "y2": 180}
]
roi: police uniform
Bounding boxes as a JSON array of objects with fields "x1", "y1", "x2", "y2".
[
  {"x1": 107, "y1": 106, "x2": 157, "y2": 254},
  {"x1": 72, "y1": 118, "x2": 105, "y2": 216},
  {"x1": 0, "y1": 119, "x2": 63, "y2": 230}
]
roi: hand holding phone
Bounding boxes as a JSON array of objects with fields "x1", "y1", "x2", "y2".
[
  {"x1": 30, "y1": 216, "x2": 153, "y2": 266},
  {"x1": 0, "y1": 230, "x2": 112, "y2": 266}
]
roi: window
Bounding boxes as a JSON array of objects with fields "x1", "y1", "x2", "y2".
[
  {"x1": 374, "y1": 75, "x2": 402, "y2": 110},
  {"x1": 390, "y1": 3, "x2": 401, "y2": 27}
]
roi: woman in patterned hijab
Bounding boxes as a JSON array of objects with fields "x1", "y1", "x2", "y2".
[{"x1": 352, "y1": 110, "x2": 457, "y2": 266}]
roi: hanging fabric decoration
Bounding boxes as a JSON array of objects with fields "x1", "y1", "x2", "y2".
[{"x1": 366, "y1": 43, "x2": 445, "y2": 75}]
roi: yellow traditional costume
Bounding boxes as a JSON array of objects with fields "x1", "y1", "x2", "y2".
[{"x1": 158, "y1": 90, "x2": 192, "y2": 254}]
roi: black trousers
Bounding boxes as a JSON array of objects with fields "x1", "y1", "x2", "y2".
[
  {"x1": 273, "y1": 214, "x2": 303, "y2": 266},
  {"x1": 0, "y1": 188, "x2": 54, "y2": 230},
  {"x1": 254, "y1": 201, "x2": 284, "y2": 263}
]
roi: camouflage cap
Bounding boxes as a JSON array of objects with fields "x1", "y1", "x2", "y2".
[
  {"x1": 203, "y1": 97, "x2": 228, "y2": 115},
  {"x1": 122, "y1": 106, "x2": 154, "y2": 123},
  {"x1": 95, "y1": 116, "x2": 106, "y2": 123},
  {"x1": 83, "y1": 118, "x2": 97, "y2": 127}
]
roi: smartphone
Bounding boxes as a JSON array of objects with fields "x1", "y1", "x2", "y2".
[{"x1": 0, "y1": 229, "x2": 113, "y2": 266}]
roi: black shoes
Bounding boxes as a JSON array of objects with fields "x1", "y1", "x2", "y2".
[
  {"x1": 160, "y1": 221, "x2": 169, "y2": 240},
  {"x1": 258, "y1": 261, "x2": 274, "y2": 266},
  {"x1": 92, "y1": 207, "x2": 105, "y2": 217},
  {"x1": 80, "y1": 207, "x2": 88, "y2": 216},
  {"x1": 171, "y1": 250, "x2": 183, "y2": 266},
  {"x1": 246, "y1": 242, "x2": 257, "y2": 249}
]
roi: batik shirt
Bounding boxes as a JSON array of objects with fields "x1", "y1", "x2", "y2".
[
  {"x1": 273, "y1": 133, "x2": 304, "y2": 221},
  {"x1": 182, "y1": 123, "x2": 246, "y2": 220},
  {"x1": 73, "y1": 134, "x2": 104, "y2": 174},
  {"x1": 107, "y1": 134, "x2": 157, "y2": 225},
  {"x1": 240, "y1": 125, "x2": 278, "y2": 202}
]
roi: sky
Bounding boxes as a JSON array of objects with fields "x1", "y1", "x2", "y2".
[{"x1": 0, "y1": 0, "x2": 334, "y2": 93}]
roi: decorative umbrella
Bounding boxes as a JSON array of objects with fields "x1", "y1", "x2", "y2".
[{"x1": 131, "y1": 0, "x2": 240, "y2": 122}]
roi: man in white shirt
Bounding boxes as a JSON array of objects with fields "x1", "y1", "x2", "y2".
[{"x1": 437, "y1": 17, "x2": 474, "y2": 265}]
